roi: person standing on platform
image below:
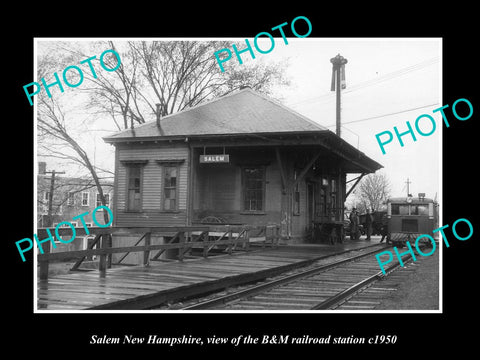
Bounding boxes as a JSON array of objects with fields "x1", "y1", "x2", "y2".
[
  {"x1": 365, "y1": 208, "x2": 373, "y2": 241},
  {"x1": 379, "y1": 213, "x2": 390, "y2": 244},
  {"x1": 349, "y1": 207, "x2": 359, "y2": 241}
]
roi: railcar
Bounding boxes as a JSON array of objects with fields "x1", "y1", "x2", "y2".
[{"x1": 386, "y1": 195, "x2": 438, "y2": 247}]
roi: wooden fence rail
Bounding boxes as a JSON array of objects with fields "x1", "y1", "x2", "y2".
[{"x1": 37, "y1": 224, "x2": 280, "y2": 280}]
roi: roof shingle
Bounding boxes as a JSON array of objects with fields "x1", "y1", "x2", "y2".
[{"x1": 104, "y1": 88, "x2": 329, "y2": 141}]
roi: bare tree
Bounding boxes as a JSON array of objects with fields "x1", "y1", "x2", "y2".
[
  {"x1": 37, "y1": 95, "x2": 112, "y2": 224},
  {"x1": 356, "y1": 172, "x2": 391, "y2": 213},
  {"x1": 36, "y1": 46, "x2": 113, "y2": 223},
  {"x1": 81, "y1": 40, "x2": 290, "y2": 130},
  {"x1": 36, "y1": 40, "x2": 291, "y2": 225}
]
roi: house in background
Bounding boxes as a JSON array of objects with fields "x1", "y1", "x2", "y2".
[
  {"x1": 103, "y1": 88, "x2": 382, "y2": 263},
  {"x1": 37, "y1": 162, "x2": 114, "y2": 254}
]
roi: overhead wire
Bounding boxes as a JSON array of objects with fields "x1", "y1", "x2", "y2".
[
  {"x1": 324, "y1": 102, "x2": 440, "y2": 128},
  {"x1": 342, "y1": 57, "x2": 439, "y2": 95},
  {"x1": 285, "y1": 57, "x2": 439, "y2": 108}
]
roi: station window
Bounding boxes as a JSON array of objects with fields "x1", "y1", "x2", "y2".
[
  {"x1": 242, "y1": 166, "x2": 265, "y2": 212},
  {"x1": 319, "y1": 188, "x2": 327, "y2": 217},
  {"x1": 331, "y1": 178, "x2": 337, "y2": 214},
  {"x1": 163, "y1": 166, "x2": 178, "y2": 211},
  {"x1": 127, "y1": 165, "x2": 142, "y2": 211}
]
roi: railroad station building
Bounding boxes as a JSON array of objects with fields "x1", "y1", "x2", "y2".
[{"x1": 103, "y1": 87, "x2": 382, "y2": 261}]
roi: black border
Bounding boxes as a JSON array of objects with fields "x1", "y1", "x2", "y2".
[{"x1": 7, "y1": 5, "x2": 478, "y2": 355}]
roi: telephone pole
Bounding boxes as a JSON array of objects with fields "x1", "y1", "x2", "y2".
[
  {"x1": 405, "y1": 178, "x2": 411, "y2": 197},
  {"x1": 39, "y1": 167, "x2": 65, "y2": 280},
  {"x1": 330, "y1": 54, "x2": 348, "y2": 137},
  {"x1": 44, "y1": 169, "x2": 65, "y2": 227}
]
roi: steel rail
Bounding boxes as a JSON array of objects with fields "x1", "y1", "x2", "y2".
[
  {"x1": 180, "y1": 245, "x2": 390, "y2": 310},
  {"x1": 312, "y1": 253, "x2": 414, "y2": 310}
]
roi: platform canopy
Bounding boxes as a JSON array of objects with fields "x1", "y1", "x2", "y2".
[{"x1": 104, "y1": 87, "x2": 382, "y2": 174}]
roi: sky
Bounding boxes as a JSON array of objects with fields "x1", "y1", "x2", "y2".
[
  {"x1": 258, "y1": 37, "x2": 441, "y2": 202},
  {"x1": 36, "y1": 37, "x2": 442, "y2": 206}
]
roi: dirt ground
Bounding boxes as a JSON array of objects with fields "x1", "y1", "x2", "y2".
[{"x1": 375, "y1": 248, "x2": 440, "y2": 310}]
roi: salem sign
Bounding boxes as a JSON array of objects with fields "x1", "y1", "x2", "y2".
[{"x1": 199, "y1": 154, "x2": 230, "y2": 163}]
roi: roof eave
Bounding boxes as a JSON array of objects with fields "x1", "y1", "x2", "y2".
[
  {"x1": 103, "y1": 130, "x2": 382, "y2": 173},
  {"x1": 103, "y1": 130, "x2": 331, "y2": 144}
]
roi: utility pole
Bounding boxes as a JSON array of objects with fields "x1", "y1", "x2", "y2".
[
  {"x1": 40, "y1": 168, "x2": 65, "y2": 280},
  {"x1": 405, "y1": 178, "x2": 411, "y2": 197},
  {"x1": 330, "y1": 54, "x2": 348, "y2": 137},
  {"x1": 45, "y1": 169, "x2": 65, "y2": 227}
]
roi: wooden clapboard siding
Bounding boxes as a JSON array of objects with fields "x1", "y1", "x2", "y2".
[
  {"x1": 114, "y1": 143, "x2": 189, "y2": 227},
  {"x1": 193, "y1": 148, "x2": 284, "y2": 226},
  {"x1": 116, "y1": 163, "x2": 127, "y2": 211},
  {"x1": 115, "y1": 211, "x2": 187, "y2": 227},
  {"x1": 111, "y1": 140, "x2": 348, "y2": 241}
]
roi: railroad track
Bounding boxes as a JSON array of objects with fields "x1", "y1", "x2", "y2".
[{"x1": 164, "y1": 244, "x2": 415, "y2": 310}]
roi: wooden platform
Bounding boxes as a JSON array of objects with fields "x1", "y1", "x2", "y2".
[{"x1": 37, "y1": 240, "x2": 381, "y2": 310}]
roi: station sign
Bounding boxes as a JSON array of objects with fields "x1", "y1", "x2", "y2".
[{"x1": 199, "y1": 154, "x2": 230, "y2": 163}]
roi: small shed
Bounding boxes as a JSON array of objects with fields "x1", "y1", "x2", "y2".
[{"x1": 104, "y1": 88, "x2": 382, "y2": 247}]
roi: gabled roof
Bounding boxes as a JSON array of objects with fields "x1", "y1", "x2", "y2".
[
  {"x1": 103, "y1": 87, "x2": 383, "y2": 173},
  {"x1": 104, "y1": 88, "x2": 328, "y2": 141}
]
